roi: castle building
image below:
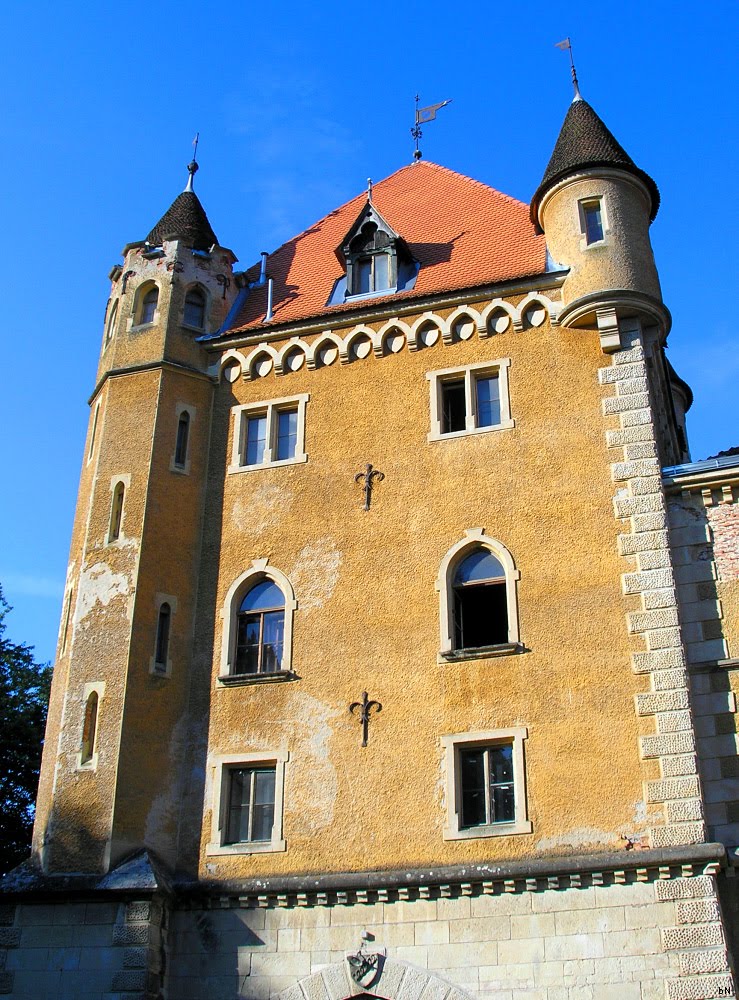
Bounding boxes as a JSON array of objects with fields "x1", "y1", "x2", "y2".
[{"x1": 2, "y1": 90, "x2": 739, "y2": 1000}]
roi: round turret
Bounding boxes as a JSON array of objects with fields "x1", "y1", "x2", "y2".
[{"x1": 531, "y1": 97, "x2": 668, "y2": 341}]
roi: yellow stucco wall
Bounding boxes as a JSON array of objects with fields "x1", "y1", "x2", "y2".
[{"x1": 193, "y1": 292, "x2": 652, "y2": 880}]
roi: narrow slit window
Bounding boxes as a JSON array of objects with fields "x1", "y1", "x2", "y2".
[
  {"x1": 174, "y1": 412, "x2": 190, "y2": 468},
  {"x1": 88, "y1": 401, "x2": 101, "y2": 461},
  {"x1": 155, "y1": 603, "x2": 171, "y2": 670},
  {"x1": 61, "y1": 589, "x2": 73, "y2": 655},
  {"x1": 80, "y1": 691, "x2": 99, "y2": 766},
  {"x1": 584, "y1": 201, "x2": 604, "y2": 244},
  {"x1": 109, "y1": 482, "x2": 125, "y2": 541},
  {"x1": 105, "y1": 300, "x2": 118, "y2": 344}
]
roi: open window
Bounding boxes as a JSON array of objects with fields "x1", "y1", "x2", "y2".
[
  {"x1": 428, "y1": 359, "x2": 513, "y2": 441},
  {"x1": 219, "y1": 562, "x2": 297, "y2": 684},
  {"x1": 436, "y1": 529, "x2": 521, "y2": 660}
]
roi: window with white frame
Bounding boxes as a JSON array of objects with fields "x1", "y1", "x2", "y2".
[
  {"x1": 436, "y1": 529, "x2": 521, "y2": 659},
  {"x1": 219, "y1": 562, "x2": 297, "y2": 683},
  {"x1": 228, "y1": 394, "x2": 309, "y2": 473},
  {"x1": 207, "y1": 751, "x2": 288, "y2": 855},
  {"x1": 442, "y1": 728, "x2": 531, "y2": 840},
  {"x1": 427, "y1": 360, "x2": 513, "y2": 441}
]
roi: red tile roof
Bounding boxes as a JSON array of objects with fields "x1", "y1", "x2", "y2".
[{"x1": 227, "y1": 161, "x2": 547, "y2": 334}]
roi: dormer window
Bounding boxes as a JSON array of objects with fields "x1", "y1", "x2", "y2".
[{"x1": 329, "y1": 199, "x2": 417, "y2": 306}]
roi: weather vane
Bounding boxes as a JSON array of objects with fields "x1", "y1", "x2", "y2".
[
  {"x1": 555, "y1": 38, "x2": 581, "y2": 99},
  {"x1": 411, "y1": 95, "x2": 452, "y2": 161}
]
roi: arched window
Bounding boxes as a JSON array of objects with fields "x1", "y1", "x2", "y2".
[
  {"x1": 109, "y1": 481, "x2": 125, "y2": 542},
  {"x1": 236, "y1": 580, "x2": 285, "y2": 675},
  {"x1": 155, "y1": 603, "x2": 171, "y2": 670},
  {"x1": 437, "y1": 530, "x2": 521, "y2": 658},
  {"x1": 105, "y1": 300, "x2": 118, "y2": 344},
  {"x1": 174, "y1": 411, "x2": 190, "y2": 468},
  {"x1": 220, "y1": 563, "x2": 297, "y2": 682},
  {"x1": 80, "y1": 691, "x2": 99, "y2": 766},
  {"x1": 184, "y1": 287, "x2": 206, "y2": 328},
  {"x1": 452, "y1": 549, "x2": 508, "y2": 649},
  {"x1": 139, "y1": 285, "x2": 159, "y2": 325}
]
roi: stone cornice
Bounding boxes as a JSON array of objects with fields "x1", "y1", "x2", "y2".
[{"x1": 88, "y1": 359, "x2": 215, "y2": 406}]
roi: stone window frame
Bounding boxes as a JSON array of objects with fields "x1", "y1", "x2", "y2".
[
  {"x1": 436, "y1": 528, "x2": 521, "y2": 661},
  {"x1": 427, "y1": 358, "x2": 514, "y2": 442},
  {"x1": 170, "y1": 403, "x2": 196, "y2": 475},
  {"x1": 218, "y1": 560, "x2": 297, "y2": 685},
  {"x1": 76, "y1": 681, "x2": 106, "y2": 771},
  {"x1": 104, "y1": 299, "x2": 119, "y2": 347},
  {"x1": 227, "y1": 394, "x2": 309, "y2": 474},
  {"x1": 577, "y1": 195, "x2": 610, "y2": 249},
  {"x1": 441, "y1": 726, "x2": 532, "y2": 840},
  {"x1": 206, "y1": 750, "x2": 289, "y2": 856},
  {"x1": 149, "y1": 593, "x2": 177, "y2": 678}
]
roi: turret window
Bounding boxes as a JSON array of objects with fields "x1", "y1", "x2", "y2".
[
  {"x1": 579, "y1": 198, "x2": 606, "y2": 246},
  {"x1": 154, "y1": 603, "x2": 171, "y2": 671},
  {"x1": 105, "y1": 300, "x2": 118, "y2": 345},
  {"x1": 184, "y1": 287, "x2": 206, "y2": 329},
  {"x1": 77, "y1": 682, "x2": 104, "y2": 770},
  {"x1": 174, "y1": 412, "x2": 190, "y2": 468},
  {"x1": 140, "y1": 287, "x2": 159, "y2": 324}
]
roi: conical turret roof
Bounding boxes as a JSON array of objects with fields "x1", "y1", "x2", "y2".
[
  {"x1": 145, "y1": 190, "x2": 219, "y2": 251},
  {"x1": 531, "y1": 98, "x2": 659, "y2": 227}
]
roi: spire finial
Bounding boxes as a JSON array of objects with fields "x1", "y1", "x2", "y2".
[
  {"x1": 555, "y1": 38, "x2": 582, "y2": 100},
  {"x1": 185, "y1": 132, "x2": 200, "y2": 192},
  {"x1": 367, "y1": 177, "x2": 373, "y2": 202}
]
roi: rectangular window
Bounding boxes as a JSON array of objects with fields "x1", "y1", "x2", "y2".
[
  {"x1": 428, "y1": 360, "x2": 513, "y2": 442},
  {"x1": 226, "y1": 766, "x2": 276, "y2": 844},
  {"x1": 207, "y1": 751, "x2": 288, "y2": 856},
  {"x1": 229, "y1": 394, "x2": 309, "y2": 474},
  {"x1": 442, "y1": 728, "x2": 531, "y2": 840},
  {"x1": 580, "y1": 198, "x2": 606, "y2": 245}
]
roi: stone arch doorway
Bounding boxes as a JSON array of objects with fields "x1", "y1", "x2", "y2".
[{"x1": 280, "y1": 957, "x2": 473, "y2": 1000}]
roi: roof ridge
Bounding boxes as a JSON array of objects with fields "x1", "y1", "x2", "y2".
[{"x1": 411, "y1": 161, "x2": 531, "y2": 210}]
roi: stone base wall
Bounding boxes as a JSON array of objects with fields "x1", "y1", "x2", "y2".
[
  {"x1": 0, "y1": 896, "x2": 165, "y2": 1000},
  {"x1": 1, "y1": 870, "x2": 735, "y2": 1000},
  {"x1": 167, "y1": 875, "x2": 735, "y2": 1000}
]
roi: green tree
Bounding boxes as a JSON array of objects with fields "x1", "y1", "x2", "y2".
[{"x1": 0, "y1": 586, "x2": 52, "y2": 875}]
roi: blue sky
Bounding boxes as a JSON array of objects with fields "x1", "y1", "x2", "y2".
[{"x1": 1, "y1": 0, "x2": 736, "y2": 664}]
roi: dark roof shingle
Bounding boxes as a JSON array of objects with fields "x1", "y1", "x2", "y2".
[
  {"x1": 145, "y1": 191, "x2": 219, "y2": 252},
  {"x1": 530, "y1": 98, "x2": 659, "y2": 227}
]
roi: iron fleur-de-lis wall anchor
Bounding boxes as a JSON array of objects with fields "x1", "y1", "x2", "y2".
[
  {"x1": 354, "y1": 463, "x2": 385, "y2": 511},
  {"x1": 349, "y1": 691, "x2": 382, "y2": 747}
]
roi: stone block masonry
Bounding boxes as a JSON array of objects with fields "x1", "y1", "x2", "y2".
[
  {"x1": 162, "y1": 869, "x2": 736, "y2": 999},
  {"x1": 600, "y1": 323, "x2": 707, "y2": 851}
]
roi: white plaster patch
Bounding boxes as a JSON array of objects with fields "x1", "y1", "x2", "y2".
[
  {"x1": 290, "y1": 537, "x2": 342, "y2": 612},
  {"x1": 75, "y1": 562, "x2": 130, "y2": 625},
  {"x1": 145, "y1": 713, "x2": 188, "y2": 846},
  {"x1": 286, "y1": 692, "x2": 341, "y2": 833},
  {"x1": 232, "y1": 484, "x2": 291, "y2": 534},
  {"x1": 536, "y1": 827, "x2": 622, "y2": 851}
]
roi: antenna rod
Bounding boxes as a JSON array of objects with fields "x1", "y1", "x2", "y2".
[{"x1": 555, "y1": 38, "x2": 581, "y2": 100}]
